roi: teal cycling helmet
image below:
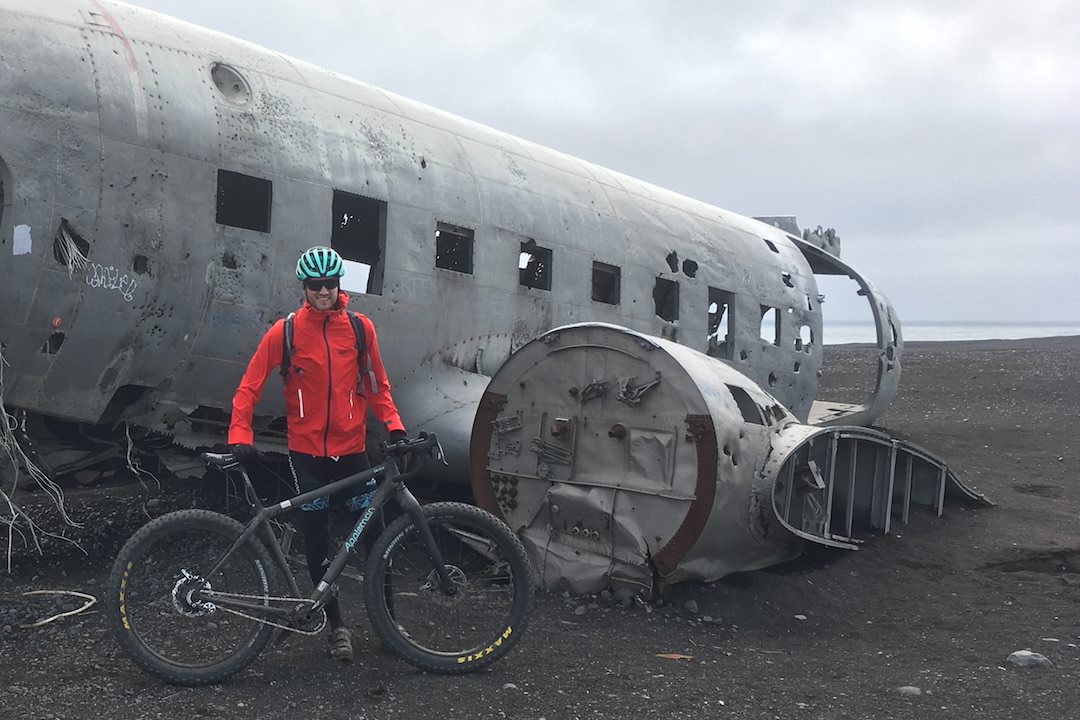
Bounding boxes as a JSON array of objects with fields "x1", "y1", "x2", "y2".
[{"x1": 296, "y1": 246, "x2": 345, "y2": 281}]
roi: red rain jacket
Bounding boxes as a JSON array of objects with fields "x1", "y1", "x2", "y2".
[{"x1": 228, "y1": 291, "x2": 405, "y2": 456}]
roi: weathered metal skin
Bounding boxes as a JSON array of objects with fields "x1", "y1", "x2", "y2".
[
  {"x1": 2, "y1": 1, "x2": 882, "y2": 487},
  {"x1": 471, "y1": 324, "x2": 985, "y2": 593}
]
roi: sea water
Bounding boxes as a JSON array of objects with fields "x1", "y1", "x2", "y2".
[{"x1": 823, "y1": 322, "x2": 1080, "y2": 345}]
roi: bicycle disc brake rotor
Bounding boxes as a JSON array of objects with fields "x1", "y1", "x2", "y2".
[
  {"x1": 420, "y1": 565, "x2": 469, "y2": 608},
  {"x1": 171, "y1": 570, "x2": 215, "y2": 617}
]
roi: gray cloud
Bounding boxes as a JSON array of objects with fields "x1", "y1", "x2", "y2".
[{"x1": 129, "y1": 0, "x2": 1080, "y2": 323}]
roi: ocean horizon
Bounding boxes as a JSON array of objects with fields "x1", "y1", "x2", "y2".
[{"x1": 823, "y1": 321, "x2": 1080, "y2": 345}]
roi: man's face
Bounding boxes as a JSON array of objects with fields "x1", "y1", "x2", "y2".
[{"x1": 303, "y1": 278, "x2": 339, "y2": 311}]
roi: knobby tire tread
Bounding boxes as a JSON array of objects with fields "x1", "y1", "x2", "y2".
[{"x1": 362, "y1": 502, "x2": 533, "y2": 674}]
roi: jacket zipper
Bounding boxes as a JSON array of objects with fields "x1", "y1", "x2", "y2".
[
  {"x1": 297, "y1": 388, "x2": 305, "y2": 418},
  {"x1": 322, "y1": 315, "x2": 332, "y2": 456}
]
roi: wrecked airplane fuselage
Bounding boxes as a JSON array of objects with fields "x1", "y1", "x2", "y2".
[
  {"x1": 0, "y1": 1, "x2": 972, "y2": 589},
  {"x1": 471, "y1": 324, "x2": 986, "y2": 593}
]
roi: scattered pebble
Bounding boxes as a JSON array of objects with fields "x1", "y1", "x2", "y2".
[
  {"x1": 794, "y1": 614, "x2": 807, "y2": 621},
  {"x1": 897, "y1": 686, "x2": 922, "y2": 696},
  {"x1": 683, "y1": 600, "x2": 699, "y2": 615},
  {"x1": 702, "y1": 615, "x2": 713, "y2": 623},
  {"x1": 502, "y1": 683, "x2": 519, "y2": 691},
  {"x1": 574, "y1": 605, "x2": 587, "y2": 616},
  {"x1": 1007, "y1": 650, "x2": 1053, "y2": 669}
]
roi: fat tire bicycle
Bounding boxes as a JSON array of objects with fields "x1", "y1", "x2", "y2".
[{"x1": 107, "y1": 433, "x2": 533, "y2": 685}]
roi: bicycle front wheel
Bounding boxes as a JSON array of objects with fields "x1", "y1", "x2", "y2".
[
  {"x1": 107, "y1": 510, "x2": 278, "y2": 685},
  {"x1": 363, "y1": 502, "x2": 533, "y2": 673}
]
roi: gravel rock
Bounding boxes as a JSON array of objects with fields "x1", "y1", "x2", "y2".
[
  {"x1": 574, "y1": 605, "x2": 587, "y2": 616},
  {"x1": 897, "y1": 686, "x2": 922, "y2": 696},
  {"x1": 683, "y1": 600, "x2": 699, "y2": 615},
  {"x1": 502, "y1": 683, "x2": 519, "y2": 691},
  {"x1": 1007, "y1": 650, "x2": 1053, "y2": 669},
  {"x1": 794, "y1": 614, "x2": 808, "y2": 621}
]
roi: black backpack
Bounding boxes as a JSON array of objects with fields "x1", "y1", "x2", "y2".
[{"x1": 279, "y1": 311, "x2": 376, "y2": 394}]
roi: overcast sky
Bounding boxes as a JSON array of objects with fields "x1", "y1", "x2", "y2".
[{"x1": 128, "y1": 0, "x2": 1080, "y2": 324}]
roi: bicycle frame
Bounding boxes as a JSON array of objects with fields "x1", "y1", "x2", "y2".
[{"x1": 197, "y1": 447, "x2": 456, "y2": 622}]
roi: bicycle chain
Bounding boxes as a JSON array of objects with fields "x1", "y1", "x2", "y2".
[{"x1": 200, "y1": 589, "x2": 327, "y2": 636}]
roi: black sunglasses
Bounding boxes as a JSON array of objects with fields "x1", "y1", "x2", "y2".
[{"x1": 304, "y1": 279, "x2": 339, "y2": 292}]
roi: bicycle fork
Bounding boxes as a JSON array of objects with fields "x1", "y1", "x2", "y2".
[{"x1": 396, "y1": 486, "x2": 459, "y2": 596}]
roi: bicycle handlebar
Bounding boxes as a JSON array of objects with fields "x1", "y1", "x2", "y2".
[{"x1": 200, "y1": 431, "x2": 441, "y2": 470}]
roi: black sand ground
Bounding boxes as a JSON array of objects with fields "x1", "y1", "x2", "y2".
[{"x1": 2, "y1": 336, "x2": 1078, "y2": 720}]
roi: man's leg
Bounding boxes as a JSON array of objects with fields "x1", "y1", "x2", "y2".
[{"x1": 288, "y1": 453, "x2": 348, "y2": 644}]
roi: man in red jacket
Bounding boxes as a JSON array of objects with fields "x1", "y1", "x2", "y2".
[{"x1": 228, "y1": 246, "x2": 406, "y2": 662}]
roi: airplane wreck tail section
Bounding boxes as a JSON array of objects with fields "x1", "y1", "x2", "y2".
[
  {"x1": 470, "y1": 324, "x2": 988, "y2": 594},
  {"x1": 766, "y1": 425, "x2": 989, "y2": 549}
]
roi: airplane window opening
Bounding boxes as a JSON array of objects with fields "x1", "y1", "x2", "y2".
[
  {"x1": 665, "y1": 251, "x2": 679, "y2": 273},
  {"x1": 726, "y1": 384, "x2": 765, "y2": 425},
  {"x1": 782, "y1": 272, "x2": 794, "y2": 288},
  {"x1": 133, "y1": 254, "x2": 150, "y2": 276},
  {"x1": 435, "y1": 222, "x2": 474, "y2": 274},
  {"x1": 40, "y1": 332, "x2": 65, "y2": 355},
  {"x1": 332, "y1": 189, "x2": 387, "y2": 295},
  {"x1": 760, "y1": 306, "x2": 780, "y2": 346},
  {"x1": 0, "y1": 177, "x2": 5, "y2": 233},
  {"x1": 763, "y1": 238, "x2": 779, "y2": 253},
  {"x1": 216, "y1": 170, "x2": 272, "y2": 233},
  {"x1": 52, "y1": 219, "x2": 90, "y2": 271},
  {"x1": 707, "y1": 287, "x2": 733, "y2": 359},
  {"x1": 519, "y1": 241, "x2": 551, "y2": 291},
  {"x1": 591, "y1": 261, "x2": 621, "y2": 304},
  {"x1": 653, "y1": 277, "x2": 679, "y2": 322},
  {"x1": 682, "y1": 259, "x2": 698, "y2": 278},
  {"x1": 806, "y1": 294, "x2": 813, "y2": 311}
]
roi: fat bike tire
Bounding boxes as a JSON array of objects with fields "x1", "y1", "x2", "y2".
[
  {"x1": 363, "y1": 502, "x2": 533, "y2": 674},
  {"x1": 107, "y1": 510, "x2": 278, "y2": 685}
]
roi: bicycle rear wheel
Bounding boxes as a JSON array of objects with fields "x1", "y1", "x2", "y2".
[
  {"x1": 107, "y1": 510, "x2": 278, "y2": 685},
  {"x1": 363, "y1": 502, "x2": 533, "y2": 673}
]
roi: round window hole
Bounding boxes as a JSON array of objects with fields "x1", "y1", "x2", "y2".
[{"x1": 210, "y1": 62, "x2": 251, "y2": 105}]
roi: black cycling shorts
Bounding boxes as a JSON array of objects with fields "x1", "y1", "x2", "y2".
[{"x1": 287, "y1": 451, "x2": 376, "y2": 513}]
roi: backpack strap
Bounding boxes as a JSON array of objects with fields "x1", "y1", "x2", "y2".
[
  {"x1": 279, "y1": 312, "x2": 296, "y2": 383},
  {"x1": 348, "y1": 312, "x2": 378, "y2": 396}
]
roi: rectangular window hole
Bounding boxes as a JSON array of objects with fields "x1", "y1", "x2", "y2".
[
  {"x1": 707, "y1": 287, "x2": 733, "y2": 358},
  {"x1": 760, "y1": 306, "x2": 780, "y2": 346},
  {"x1": 653, "y1": 277, "x2": 679, "y2": 322},
  {"x1": 53, "y1": 219, "x2": 90, "y2": 270},
  {"x1": 763, "y1": 238, "x2": 779, "y2": 253},
  {"x1": 519, "y1": 240, "x2": 552, "y2": 290},
  {"x1": 435, "y1": 222, "x2": 474, "y2": 274},
  {"x1": 216, "y1": 170, "x2": 272, "y2": 233},
  {"x1": 592, "y1": 261, "x2": 621, "y2": 304},
  {"x1": 332, "y1": 190, "x2": 387, "y2": 295}
]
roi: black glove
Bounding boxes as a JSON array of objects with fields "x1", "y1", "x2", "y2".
[
  {"x1": 230, "y1": 443, "x2": 259, "y2": 465},
  {"x1": 388, "y1": 429, "x2": 408, "y2": 445}
]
